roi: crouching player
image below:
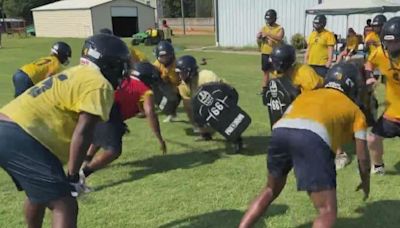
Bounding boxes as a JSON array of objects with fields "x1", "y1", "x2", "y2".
[
  {"x1": 0, "y1": 34, "x2": 130, "y2": 228},
  {"x1": 81, "y1": 62, "x2": 167, "y2": 182},
  {"x1": 176, "y1": 55, "x2": 225, "y2": 140},
  {"x1": 191, "y1": 81, "x2": 252, "y2": 153},
  {"x1": 239, "y1": 63, "x2": 370, "y2": 228},
  {"x1": 12, "y1": 42, "x2": 72, "y2": 97}
]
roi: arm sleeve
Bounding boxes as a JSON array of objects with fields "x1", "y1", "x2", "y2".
[
  {"x1": 178, "y1": 83, "x2": 191, "y2": 100},
  {"x1": 367, "y1": 48, "x2": 379, "y2": 68},
  {"x1": 296, "y1": 65, "x2": 324, "y2": 91},
  {"x1": 327, "y1": 32, "x2": 336, "y2": 46}
]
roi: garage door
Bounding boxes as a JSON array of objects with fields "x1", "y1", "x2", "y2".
[{"x1": 111, "y1": 7, "x2": 138, "y2": 37}]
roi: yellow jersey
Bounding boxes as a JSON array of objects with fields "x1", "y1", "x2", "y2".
[
  {"x1": 365, "y1": 32, "x2": 380, "y2": 55},
  {"x1": 129, "y1": 46, "x2": 147, "y2": 63},
  {"x1": 307, "y1": 29, "x2": 336, "y2": 65},
  {"x1": 162, "y1": 26, "x2": 173, "y2": 40},
  {"x1": 285, "y1": 63, "x2": 323, "y2": 92},
  {"x1": 20, "y1": 55, "x2": 63, "y2": 84},
  {"x1": 259, "y1": 23, "x2": 283, "y2": 54},
  {"x1": 178, "y1": 70, "x2": 223, "y2": 100},
  {"x1": 346, "y1": 35, "x2": 359, "y2": 51},
  {"x1": 368, "y1": 47, "x2": 400, "y2": 120},
  {"x1": 0, "y1": 65, "x2": 114, "y2": 163},
  {"x1": 274, "y1": 89, "x2": 367, "y2": 152},
  {"x1": 153, "y1": 60, "x2": 180, "y2": 87}
]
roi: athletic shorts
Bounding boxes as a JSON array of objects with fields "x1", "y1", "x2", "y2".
[
  {"x1": 92, "y1": 104, "x2": 128, "y2": 154},
  {"x1": 261, "y1": 54, "x2": 273, "y2": 72},
  {"x1": 267, "y1": 128, "x2": 336, "y2": 192},
  {"x1": 309, "y1": 65, "x2": 329, "y2": 78},
  {"x1": 0, "y1": 121, "x2": 71, "y2": 203},
  {"x1": 12, "y1": 70, "x2": 33, "y2": 97},
  {"x1": 371, "y1": 116, "x2": 400, "y2": 138}
]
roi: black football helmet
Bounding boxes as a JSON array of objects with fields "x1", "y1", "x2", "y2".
[
  {"x1": 372, "y1": 14, "x2": 387, "y2": 27},
  {"x1": 265, "y1": 9, "x2": 277, "y2": 25},
  {"x1": 313, "y1": 15, "x2": 327, "y2": 31},
  {"x1": 131, "y1": 62, "x2": 160, "y2": 87},
  {"x1": 175, "y1": 55, "x2": 198, "y2": 83},
  {"x1": 81, "y1": 34, "x2": 131, "y2": 89},
  {"x1": 51, "y1": 41, "x2": 72, "y2": 66},
  {"x1": 154, "y1": 41, "x2": 175, "y2": 66},
  {"x1": 270, "y1": 44, "x2": 296, "y2": 73},
  {"x1": 381, "y1": 17, "x2": 400, "y2": 58},
  {"x1": 324, "y1": 62, "x2": 361, "y2": 101},
  {"x1": 99, "y1": 28, "x2": 113, "y2": 35}
]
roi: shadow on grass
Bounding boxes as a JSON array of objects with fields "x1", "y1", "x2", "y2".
[
  {"x1": 385, "y1": 161, "x2": 400, "y2": 175},
  {"x1": 159, "y1": 204, "x2": 288, "y2": 228},
  {"x1": 296, "y1": 200, "x2": 400, "y2": 228},
  {"x1": 94, "y1": 135, "x2": 269, "y2": 191},
  {"x1": 95, "y1": 148, "x2": 226, "y2": 191},
  {"x1": 177, "y1": 132, "x2": 270, "y2": 156}
]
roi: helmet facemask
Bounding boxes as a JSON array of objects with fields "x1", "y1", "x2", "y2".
[
  {"x1": 265, "y1": 16, "x2": 276, "y2": 26},
  {"x1": 158, "y1": 53, "x2": 175, "y2": 67},
  {"x1": 383, "y1": 38, "x2": 400, "y2": 59}
]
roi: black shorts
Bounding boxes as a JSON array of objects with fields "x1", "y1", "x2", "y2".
[
  {"x1": 92, "y1": 104, "x2": 127, "y2": 154},
  {"x1": 309, "y1": 65, "x2": 329, "y2": 78},
  {"x1": 12, "y1": 70, "x2": 33, "y2": 97},
  {"x1": 0, "y1": 121, "x2": 71, "y2": 203},
  {"x1": 261, "y1": 54, "x2": 273, "y2": 72},
  {"x1": 371, "y1": 116, "x2": 400, "y2": 138},
  {"x1": 267, "y1": 128, "x2": 336, "y2": 192}
]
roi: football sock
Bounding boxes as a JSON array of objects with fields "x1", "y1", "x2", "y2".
[
  {"x1": 83, "y1": 166, "x2": 94, "y2": 177},
  {"x1": 374, "y1": 164, "x2": 384, "y2": 169}
]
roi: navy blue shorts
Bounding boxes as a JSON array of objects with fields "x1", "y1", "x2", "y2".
[
  {"x1": 0, "y1": 121, "x2": 71, "y2": 203},
  {"x1": 371, "y1": 116, "x2": 400, "y2": 138},
  {"x1": 12, "y1": 70, "x2": 33, "y2": 97},
  {"x1": 267, "y1": 128, "x2": 336, "y2": 192},
  {"x1": 310, "y1": 65, "x2": 329, "y2": 78},
  {"x1": 92, "y1": 104, "x2": 127, "y2": 154},
  {"x1": 261, "y1": 54, "x2": 273, "y2": 72}
]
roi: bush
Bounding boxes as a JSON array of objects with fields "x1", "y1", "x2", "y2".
[{"x1": 291, "y1": 33, "x2": 307, "y2": 50}]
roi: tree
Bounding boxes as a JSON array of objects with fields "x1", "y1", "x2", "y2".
[
  {"x1": 162, "y1": 0, "x2": 196, "y2": 18},
  {"x1": 3, "y1": 0, "x2": 59, "y2": 23}
]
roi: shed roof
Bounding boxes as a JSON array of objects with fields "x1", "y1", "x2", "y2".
[{"x1": 32, "y1": 0, "x2": 154, "y2": 11}]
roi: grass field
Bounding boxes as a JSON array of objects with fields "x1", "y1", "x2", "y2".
[{"x1": 0, "y1": 34, "x2": 400, "y2": 228}]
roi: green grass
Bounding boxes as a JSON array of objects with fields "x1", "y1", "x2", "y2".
[{"x1": 1, "y1": 35, "x2": 400, "y2": 228}]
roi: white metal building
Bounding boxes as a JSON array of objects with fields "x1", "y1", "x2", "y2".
[
  {"x1": 32, "y1": 0, "x2": 155, "y2": 38},
  {"x1": 215, "y1": 0, "x2": 400, "y2": 47}
]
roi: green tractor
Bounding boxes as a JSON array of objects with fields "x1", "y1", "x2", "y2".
[{"x1": 131, "y1": 28, "x2": 164, "y2": 46}]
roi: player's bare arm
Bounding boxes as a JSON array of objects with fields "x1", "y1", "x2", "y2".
[
  {"x1": 143, "y1": 94, "x2": 167, "y2": 154},
  {"x1": 355, "y1": 138, "x2": 371, "y2": 200},
  {"x1": 68, "y1": 112, "x2": 100, "y2": 176},
  {"x1": 326, "y1": 45, "x2": 334, "y2": 67}
]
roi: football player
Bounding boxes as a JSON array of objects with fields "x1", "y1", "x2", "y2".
[
  {"x1": 81, "y1": 62, "x2": 167, "y2": 182},
  {"x1": 240, "y1": 63, "x2": 370, "y2": 228},
  {"x1": 176, "y1": 55, "x2": 224, "y2": 141},
  {"x1": 257, "y1": 9, "x2": 285, "y2": 90},
  {"x1": 153, "y1": 41, "x2": 180, "y2": 122},
  {"x1": 12, "y1": 41, "x2": 72, "y2": 97},
  {"x1": 0, "y1": 34, "x2": 130, "y2": 228},
  {"x1": 336, "y1": 28, "x2": 359, "y2": 62},
  {"x1": 304, "y1": 15, "x2": 336, "y2": 77},
  {"x1": 264, "y1": 44, "x2": 323, "y2": 126},
  {"x1": 365, "y1": 17, "x2": 400, "y2": 175},
  {"x1": 365, "y1": 15, "x2": 387, "y2": 57}
]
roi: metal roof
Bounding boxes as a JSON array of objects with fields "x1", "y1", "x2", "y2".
[{"x1": 32, "y1": 0, "x2": 155, "y2": 11}]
